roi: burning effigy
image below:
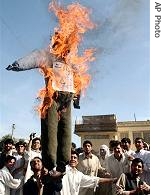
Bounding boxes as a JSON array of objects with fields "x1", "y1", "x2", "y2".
[{"x1": 6, "y1": 0, "x2": 95, "y2": 171}]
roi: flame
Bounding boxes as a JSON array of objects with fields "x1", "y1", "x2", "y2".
[
  {"x1": 36, "y1": 66, "x2": 54, "y2": 118},
  {"x1": 37, "y1": 0, "x2": 96, "y2": 118}
]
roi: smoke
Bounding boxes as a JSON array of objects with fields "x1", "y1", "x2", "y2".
[
  {"x1": 79, "y1": 0, "x2": 149, "y2": 96},
  {"x1": 84, "y1": 0, "x2": 148, "y2": 56}
]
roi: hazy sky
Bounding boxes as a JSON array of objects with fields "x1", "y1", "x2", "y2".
[{"x1": 0, "y1": 0, "x2": 150, "y2": 146}]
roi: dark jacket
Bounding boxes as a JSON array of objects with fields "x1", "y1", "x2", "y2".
[
  {"x1": 125, "y1": 173, "x2": 149, "y2": 195},
  {"x1": 23, "y1": 175, "x2": 62, "y2": 195},
  {"x1": 0, "y1": 152, "x2": 7, "y2": 169}
]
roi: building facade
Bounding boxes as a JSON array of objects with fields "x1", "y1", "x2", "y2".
[{"x1": 74, "y1": 114, "x2": 150, "y2": 152}]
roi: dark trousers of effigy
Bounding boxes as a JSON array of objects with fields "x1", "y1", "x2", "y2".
[{"x1": 41, "y1": 94, "x2": 72, "y2": 170}]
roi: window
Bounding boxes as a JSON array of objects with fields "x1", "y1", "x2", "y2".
[
  {"x1": 143, "y1": 132, "x2": 150, "y2": 144},
  {"x1": 133, "y1": 132, "x2": 142, "y2": 142},
  {"x1": 120, "y1": 132, "x2": 129, "y2": 139},
  {"x1": 84, "y1": 135, "x2": 108, "y2": 139},
  {"x1": 133, "y1": 131, "x2": 150, "y2": 144}
]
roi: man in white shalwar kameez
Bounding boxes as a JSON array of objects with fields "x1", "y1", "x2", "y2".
[
  {"x1": 105, "y1": 141, "x2": 131, "y2": 195},
  {"x1": 24, "y1": 136, "x2": 42, "y2": 183},
  {"x1": 132, "y1": 138, "x2": 150, "y2": 185},
  {"x1": 0, "y1": 155, "x2": 23, "y2": 195},
  {"x1": 11, "y1": 141, "x2": 28, "y2": 195},
  {"x1": 121, "y1": 138, "x2": 135, "y2": 157},
  {"x1": 58, "y1": 150, "x2": 117, "y2": 195},
  {"x1": 77, "y1": 140, "x2": 105, "y2": 195}
]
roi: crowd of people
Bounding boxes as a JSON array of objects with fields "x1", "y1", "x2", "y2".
[{"x1": 0, "y1": 135, "x2": 150, "y2": 195}]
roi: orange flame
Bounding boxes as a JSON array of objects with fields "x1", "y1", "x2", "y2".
[
  {"x1": 36, "y1": 66, "x2": 54, "y2": 118},
  {"x1": 37, "y1": 1, "x2": 96, "y2": 118}
]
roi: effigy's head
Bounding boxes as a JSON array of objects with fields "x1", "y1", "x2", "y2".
[{"x1": 50, "y1": 31, "x2": 70, "y2": 59}]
